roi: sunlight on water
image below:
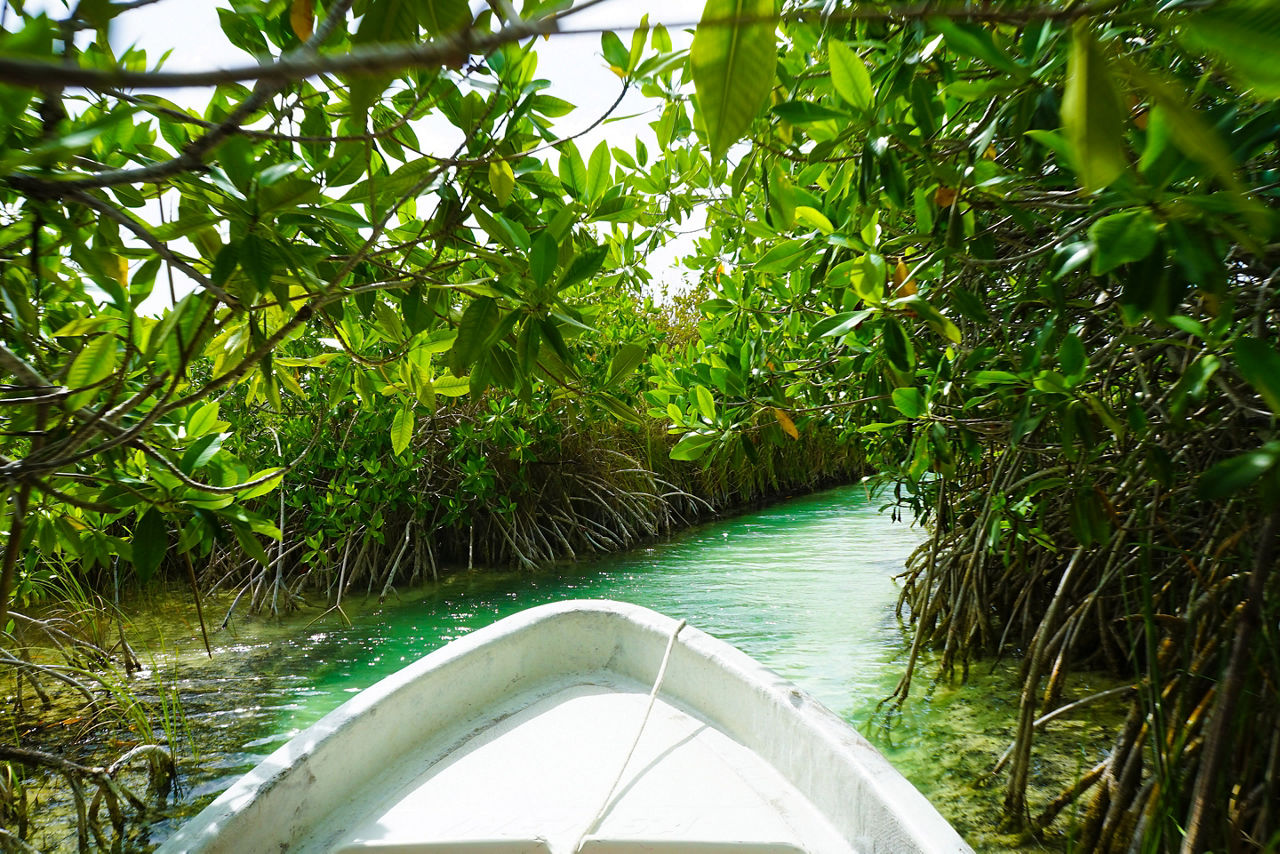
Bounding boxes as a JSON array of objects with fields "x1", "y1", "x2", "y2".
[
  {"x1": 137, "y1": 485, "x2": 936, "y2": 844},
  {"x1": 274, "y1": 485, "x2": 921, "y2": 734},
  {"x1": 131, "y1": 484, "x2": 1122, "y2": 852}
]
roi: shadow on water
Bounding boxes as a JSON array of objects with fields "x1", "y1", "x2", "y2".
[{"x1": 99, "y1": 484, "x2": 1120, "y2": 852}]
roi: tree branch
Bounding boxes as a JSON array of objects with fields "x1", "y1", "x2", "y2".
[{"x1": 64, "y1": 189, "x2": 238, "y2": 306}]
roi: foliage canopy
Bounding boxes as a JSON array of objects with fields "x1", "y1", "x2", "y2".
[{"x1": 1, "y1": 0, "x2": 1279, "y2": 849}]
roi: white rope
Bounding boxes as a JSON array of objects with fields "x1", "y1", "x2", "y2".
[{"x1": 572, "y1": 618, "x2": 687, "y2": 853}]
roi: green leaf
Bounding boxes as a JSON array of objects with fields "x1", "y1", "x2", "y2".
[
  {"x1": 1235, "y1": 336, "x2": 1280, "y2": 412},
  {"x1": 538, "y1": 317, "x2": 574, "y2": 368},
  {"x1": 1061, "y1": 22, "x2": 1128, "y2": 192},
  {"x1": 602, "y1": 30, "x2": 630, "y2": 73},
  {"x1": 187, "y1": 402, "x2": 221, "y2": 438},
  {"x1": 1169, "y1": 354, "x2": 1220, "y2": 417},
  {"x1": 65, "y1": 334, "x2": 116, "y2": 400},
  {"x1": 586, "y1": 140, "x2": 612, "y2": 201},
  {"x1": 530, "y1": 231, "x2": 558, "y2": 288},
  {"x1": 830, "y1": 255, "x2": 887, "y2": 306},
  {"x1": 239, "y1": 232, "x2": 277, "y2": 297},
  {"x1": 52, "y1": 315, "x2": 116, "y2": 337},
  {"x1": 1125, "y1": 63, "x2": 1242, "y2": 195},
  {"x1": 354, "y1": 0, "x2": 417, "y2": 43},
  {"x1": 181, "y1": 433, "x2": 225, "y2": 475},
  {"x1": 558, "y1": 245, "x2": 609, "y2": 291},
  {"x1": 858, "y1": 420, "x2": 909, "y2": 434},
  {"x1": 1025, "y1": 129, "x2": 1074, "y2": 164},
  {"x1": 828, "y1": 41, "x2": 873, "y2": 112},
  {"x1": 809, "y1": 310, "x2": 872, "y2": 341},
  {"x1": 605, "y1": 343, "x2": 647, "y2": 389},
  {"x1": 531, "y1": 94, "x2": 575, "y2": 117},
  {"x1": 1179, "y1": 0, "x2": 1280, "y2": 99},
  {"x1": 754, "y1": 239, "x2": 808, "y2": 274},
  {"x1": 883, "y1": 319, "x2": 915, "y2": 372},
  {"x1": 695, "y1": 385, "x2": 717, "y2": 421},
  {"x1": 1089, "y1": 209, "x2": 1159, "y2": 275},
  {"x1": 1199, "y1": 443, "x2": 1280, "y2": 499},
  {"x1": 558, "y1": 146, "x2": 587, "y2": 196},
  {"x1": 930, "y1": 18, "x2": 1025, "y2": 78},
  {"x1": 795, "y1": 206, "x2": 834, "y2": 234},
  {"x1": 234, "y1": 524, "x2": 271, "y2": 566},
  {"x1": 470, "y1": 205, "x2": 519, "y2": 252},
  {"x1": 891, "y1": 295, "x2": 961, "y2": 344},
  {"x1": 132, "y1": 509, "x2": 167, "y2": 582},
  {"x1": 488, "y1": 160, "x2": 515, "y2": 206},
  {"x1": 419, "y1": 0, "x2": 470, "y2": 35},
  {"x1": 449, "y1": 297, "x2": 500, "y2": 374},
  {"x1": 516, "y1": 320, "x2": 541, "y2": 372},
  {"x1": 771, "y1": 100, "x2": 848, "y2": 124},
  {"x1": 433, "y1": 372, "x2": 470, "y2": 397},
  {"x1": 892, "y1": 387, "x2": 926, "y2": 418},
  {"x1": 629, "y1": 15, "x2": 651, "y2": 72},
  {"x1": 670, "y1": 431, "x2": 717, "y2": 461},
  {"x1": 590, "y1": 196, "x2": 646, "y2": 223},
  {"x1": 391, "y1": 403, "x2": 414, "y2": 456},
  {"x1": 970, "y1": 370, "x2": 1024, "y2": 385},
  {"x1": 1060, "y1": 333, "x2": 1087, "y2": 379},
  {"x1": 691, "y1": 0, "x2": 778, "y2": 159},
  {"x1": 238, "y1": 468, "x2": 287, "y2": 500},
  {"x1": 596, "y1": 392, "x2": 644, "y2": 426}
]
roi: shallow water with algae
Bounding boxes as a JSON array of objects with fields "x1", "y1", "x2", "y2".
[{"x1": 20, "y1": 485, "x2": 1125, "y2": 851}]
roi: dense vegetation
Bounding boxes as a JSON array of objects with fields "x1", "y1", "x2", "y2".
[{"x1": 1, "y1": 0, "x2": 1278, "y2": 850}]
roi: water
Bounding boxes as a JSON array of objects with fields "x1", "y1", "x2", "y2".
[
  {"x1": 271, "y1": 484, "x2": 922, "y2": 731},
  {"x1": 116, "y1": 483, "x2": 1121, "y2": 851}
]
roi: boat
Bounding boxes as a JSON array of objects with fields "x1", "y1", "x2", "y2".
[{"x1": 158, "y1": 599, "x2": 972, "y2": 854}]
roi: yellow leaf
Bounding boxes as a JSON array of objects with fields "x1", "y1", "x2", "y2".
[
  {"x1": 772, "y1": 407, "x2": 799, "y2": 440},
  {"x1": 893, "y1": 260, "x2": 917, "y2": 296},
  {"x1": 113, "y1": 256, "x2": 128, "y2": 286},
  {"x1": 290, "y1": 0, "x2": 314, "y2": 41},
  {"x1": 934, "y1": 186, "x2": 958, "y2": 207}
]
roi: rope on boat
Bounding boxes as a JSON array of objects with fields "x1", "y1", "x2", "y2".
[{"x1": 572, "y1": 618, "x2": 687, "y2": 853}]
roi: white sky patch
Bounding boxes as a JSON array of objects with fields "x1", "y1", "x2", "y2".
[{"x1": 16, "y1": 0, "x2": 708, "y2": 311}]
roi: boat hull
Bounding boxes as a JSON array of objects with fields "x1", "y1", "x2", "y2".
[{"x1": 157, "y1": 600, "x2": 971, "y2": 854}]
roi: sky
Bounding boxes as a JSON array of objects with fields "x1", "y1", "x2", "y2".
[{"x1": 17, "y1": 0, "x2": 708, "y2": 308}]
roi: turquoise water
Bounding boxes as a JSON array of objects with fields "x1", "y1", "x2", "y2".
[
  {"x1": 29, "y1": 483, "x2": 1122, "y2": 851},
  {"x1": 138, "y1": 484, "x2": 935, "y2": 846},
  {"x1": 136, "y1": 483, "x2": 1127, "y2": 853},
  {"x1": 276, "y1": 483, "x2": 921, "y2": 731}
]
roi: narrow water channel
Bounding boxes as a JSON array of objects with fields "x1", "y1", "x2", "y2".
[
  {"x1": 276, "y1": 482, "x2": 921, "y2": 731},
  {"x1": 122, "y1": 484, "x2": 1119, "y2": 852}
]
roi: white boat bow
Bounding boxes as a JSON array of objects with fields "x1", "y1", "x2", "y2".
[{"x1": 158, "y1": 599, "x2": 972, "y2": 854}]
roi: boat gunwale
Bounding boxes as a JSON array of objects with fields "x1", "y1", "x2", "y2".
[{"x1": 156, "y1": 599, "x2": 972, "y2": 854}]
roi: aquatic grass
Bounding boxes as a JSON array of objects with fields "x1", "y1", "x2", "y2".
[{"x1": 866, "y1": 652, "x2": 1130, "y2": 852}]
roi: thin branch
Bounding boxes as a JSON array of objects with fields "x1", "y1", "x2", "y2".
[
  {"x1": 63, "y1": 190, "x2": 237, "y2": 306},
  {"x1": 0, "y1": 0, "x2": 1126, "y2": 98},
  {"x1": 0, "y1": 13, "x2": 545, "y2": 92},
  {"x1": 6, "y1": 0, "x2": 357, "y2": 196}
]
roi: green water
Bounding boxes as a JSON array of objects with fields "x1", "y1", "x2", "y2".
[
  {"x1": 276, "y1": 484, "x2": 920, "y2": 730},
  {"x1": 124, "y1": 484, "x2": 1120, "y2": 851}
]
